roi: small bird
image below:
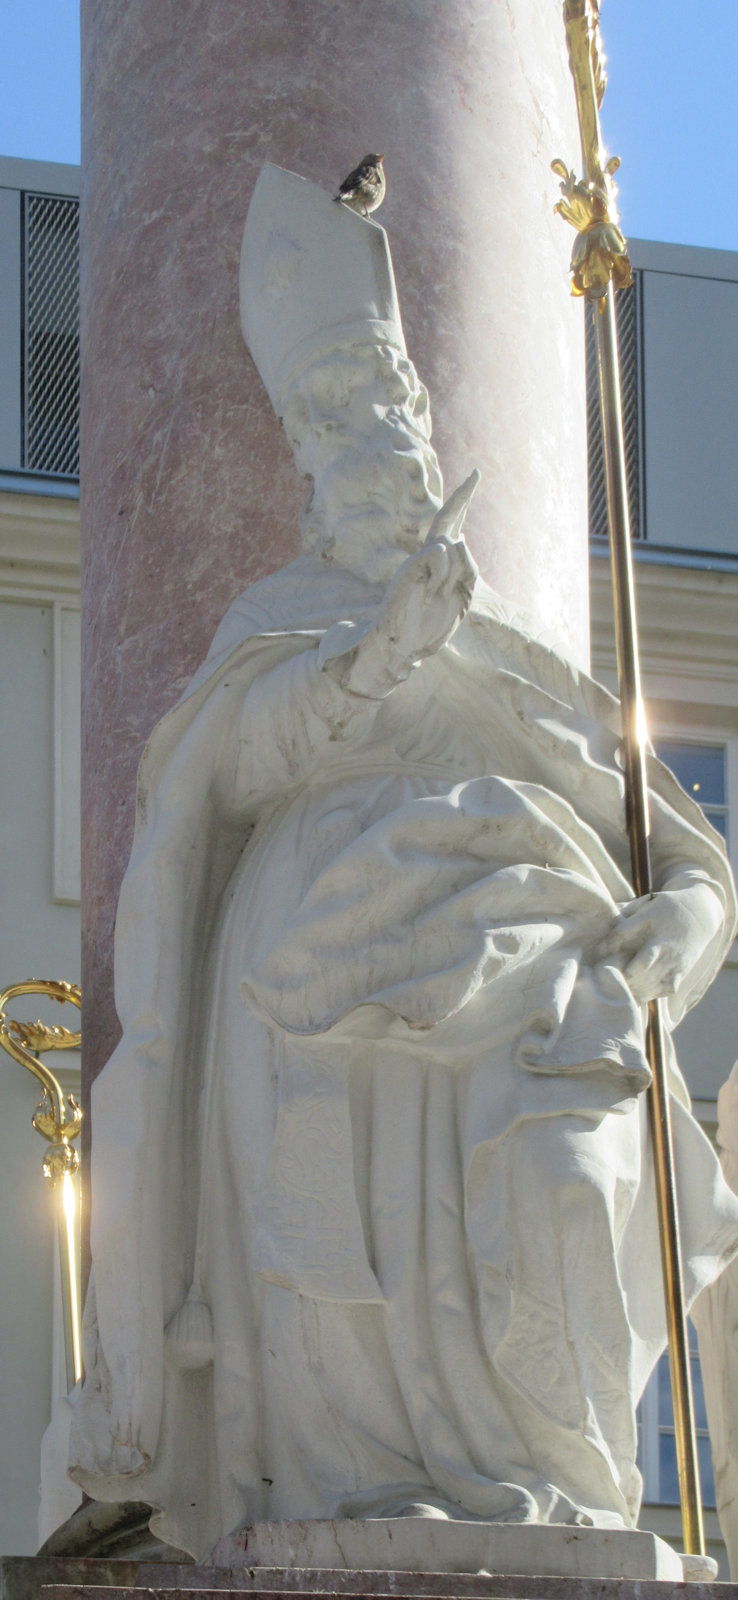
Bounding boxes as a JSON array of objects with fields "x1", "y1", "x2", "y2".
[{"x1": 334, "y1": 153, "x2": 386, "y2": 217}]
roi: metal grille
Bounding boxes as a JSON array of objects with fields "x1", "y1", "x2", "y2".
[
  {"x1": 23, "y1": 193, "x2": 80, "y2": 477},
  {"x1": 586, "y1": 274, "x2": 642, "y2": 540}
]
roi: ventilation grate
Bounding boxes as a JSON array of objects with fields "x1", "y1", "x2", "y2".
[
  {"x1": 23, "y1": 193, "x2": 80, "y2": 478},
  {"x1": 586, "y1": 275, "x2": 641, "y2": 540}
]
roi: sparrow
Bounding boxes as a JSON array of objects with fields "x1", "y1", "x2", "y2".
[{"x1": 334, "y1": 153, "x2": 386, "y2": 217}]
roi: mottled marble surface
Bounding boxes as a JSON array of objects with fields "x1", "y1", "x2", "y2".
[
  {"x1": 19, "y1": 1573, "x2": 738, "y2": 1600},
  {"x1": 210, "y1": 1523, "x2": 691, "y2": 1581},
  {"x1": 80, "y1": 0, "x2": 588, "y2": 1112}
]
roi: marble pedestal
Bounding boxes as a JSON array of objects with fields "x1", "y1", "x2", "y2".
[
  {"x1": 2, "y1": 1521, "x2": 724, "y2": 1600},
  {"x1": 210, "y1": 1521, "x2": 709, "y2": 1584},
  {"x1": 1, "y1": 1555, "x2": 735, "y2": 1600}
]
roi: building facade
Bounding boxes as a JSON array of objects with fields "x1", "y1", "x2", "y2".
[{"x1": 0, "y1": 155, "x2": 81, "y2": 1556}]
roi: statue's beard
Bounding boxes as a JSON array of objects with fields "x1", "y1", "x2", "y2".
[{"x1": 301, "y1": 444, "x2": 443, "y2": 580}]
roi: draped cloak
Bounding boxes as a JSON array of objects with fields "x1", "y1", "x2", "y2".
[{"x1": 69, "y1": 553, "x2": 738, "y2": 1558}]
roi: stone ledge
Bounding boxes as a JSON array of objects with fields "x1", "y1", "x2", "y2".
[
  {"x1": 209, "y1": 1524, "x2": 703, "y2": 1586},
  {"x1": 3, "y1": 1556, "x2": 738, "y2": 1600},
  {"x1": 0, "y1": 491, "x2": 80, "y2": 601},
  {"x1": 36, "y1": 1574, "x2": 738, "y2": 1600}
]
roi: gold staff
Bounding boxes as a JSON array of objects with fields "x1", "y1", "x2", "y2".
[
  {"x1": 0, "y1": 980, "x2": 83, "y2": 1391},
  {"x1": 552, "y1": 0, "x2": 705, "y2": 1557}
]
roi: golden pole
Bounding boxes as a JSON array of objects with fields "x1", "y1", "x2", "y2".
[
  {"x1": 0, "y1": 980, "x2": 83, "y2": 1390},
  {"x1": 553, "y1": 0, "x2": 705, "y2": 1556}
]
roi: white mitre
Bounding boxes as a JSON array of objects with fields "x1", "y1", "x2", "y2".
[{"x1": 240, "y1": 162, "x2": 407, "y2": 413}]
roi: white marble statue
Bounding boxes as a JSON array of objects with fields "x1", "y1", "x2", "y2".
[
  {"x1": 693, "y1": 1064, "x2": 738, "y2": 1579},
  {"x1": 68, "y1": 166, "x2": 738, "y2": 1561}
]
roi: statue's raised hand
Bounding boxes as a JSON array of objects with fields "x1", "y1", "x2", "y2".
[{"x1": 320, "y1": 471, "x2": 480, "y2": 700}]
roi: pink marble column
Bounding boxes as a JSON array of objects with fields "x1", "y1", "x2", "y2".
[{"x1": 80, "y1": 0, "x2": 588, "y2": 1126}]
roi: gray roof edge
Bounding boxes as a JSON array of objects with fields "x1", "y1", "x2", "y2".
[
  {"x1": 629, "y1": 236, "x2": 738, "y2": 282},
  {"x1": 0, "y1": 154, "x2": 79, "y2": 197}
]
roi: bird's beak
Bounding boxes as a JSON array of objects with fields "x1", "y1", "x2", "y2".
[{"x1": 378, "y1": 154, "x2": 385, "y2": 165}]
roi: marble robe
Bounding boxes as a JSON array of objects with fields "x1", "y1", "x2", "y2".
[{"x1": 69, "y1": 554, "x2": 738, "y2": 1558}]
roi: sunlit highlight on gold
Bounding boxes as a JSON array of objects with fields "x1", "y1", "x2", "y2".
[
  {"x1": 62, "y1": 1170, "x2": 83, "y2": 1384},
  {"x1": 0, "y1": 980, "x2": 83, "y2": 1393}
]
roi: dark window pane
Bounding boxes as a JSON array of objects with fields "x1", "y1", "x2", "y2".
[
  {"x1": 656, "y1": 1430, "x2": 716, "y2": 1508},
  {"x1": 699, "y1": 1433, "x2": 716, "y2": 1508},
  {"x1": 658, "y1": 1351, "x2": 671, "y2": 1413},
  {"x1": 655, "y1": 742, "x2": 725, "y2": 807},
  {"x1": 659, "y1": 1430, "x2": 680, "y2": 1503},
  {"x1": 657, "y1": 1341, "x2": 710, "y2": 1432},
  {"x1": 691, "y1": 1354, "x2": 709, "y2": 1432}
]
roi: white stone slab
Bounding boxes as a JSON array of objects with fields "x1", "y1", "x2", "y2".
[{"x1": 209, "y1": 1518, "x2": 699, "y2": 1583}]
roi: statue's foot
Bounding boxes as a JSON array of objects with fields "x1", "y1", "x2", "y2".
[
  {"x1": 339, "y1": 1487, "x2": 480, "y2": 1521},
  {"x1": 379, "y1": 1502, "x2": 451, "y2": 1519}
]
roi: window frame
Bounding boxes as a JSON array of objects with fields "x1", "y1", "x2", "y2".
[
  {"x1": 638, "y1": 1320, "x2": 716, "y2": 1511},
  {"x1": 651, "y1": 722, "x2": 738, "y2": 893}
]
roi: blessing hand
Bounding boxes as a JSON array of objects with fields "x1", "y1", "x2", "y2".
[
  {"x1": 321, "y1": 471, "x2": 479, "y2": 699},
  {"x1": 597, "y1": 882, "x2": 725, "y2": 1005}
]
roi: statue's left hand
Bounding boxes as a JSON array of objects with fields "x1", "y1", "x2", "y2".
[{"x1": 597, "y1": 881, "x2": 725, "y2": 1004}]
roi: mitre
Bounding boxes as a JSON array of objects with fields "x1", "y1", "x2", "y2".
[{"x1": 240, "y1": 162, "x2": 407, "y2": 413}]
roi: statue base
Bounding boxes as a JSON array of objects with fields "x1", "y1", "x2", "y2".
[
  {"x1": 0, "y1": 1549, "x2": 732, "y2": 1600},
  {"x1": 209, "y1": 1520, "x2": 714, "y2": 1583}
]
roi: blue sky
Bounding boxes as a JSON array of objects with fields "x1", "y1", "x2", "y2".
[
  {"x1": 0, "y1": 2, "x2": 735, "y2": 254},
  {"x1": 599, "y1": 4, "x2": 738, "y2": 253},
  {"x1": 0, "y1": 0, "x2": 80, "y2": 168}
]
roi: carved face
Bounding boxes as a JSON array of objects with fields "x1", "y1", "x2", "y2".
[{"x1": 280, "y1": 343, "x2": 444, "y2": 579}]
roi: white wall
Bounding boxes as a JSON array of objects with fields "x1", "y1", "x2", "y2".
[{"x1": 0, "y1": 497, "x2": 80, "y2": 1557}]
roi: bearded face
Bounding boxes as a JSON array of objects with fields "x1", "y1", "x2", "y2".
[{"x1": 280, "y1": 343, "x2": 444, "y2": 579}]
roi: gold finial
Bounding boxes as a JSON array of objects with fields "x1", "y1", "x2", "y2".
[
  {"x1": 552, "y1": 0, "x2": 632, "y2": 303},
  {"x1": 551, "y1": 159, "x2": 632, "y2": 301}
]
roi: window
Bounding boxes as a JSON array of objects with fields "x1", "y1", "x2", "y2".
[
  {"x1": 638, "y1": 1322, "x2": 715, "y2": 1507},
  {"x1": 654, "y1": 741, "x2": 728, "y2": 844}
]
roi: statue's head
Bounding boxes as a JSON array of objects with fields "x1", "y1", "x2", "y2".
[
  {"x1": 240, "y1": 163, "x2": 443, "y2": 578},
  {"x1": 280, "y1": 341, "x2": 443, "y2": 576}
]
